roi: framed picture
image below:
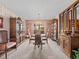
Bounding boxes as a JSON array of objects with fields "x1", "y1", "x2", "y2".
[{"x1": 0, "y1": 17, "x2": 3, "y2": 28}]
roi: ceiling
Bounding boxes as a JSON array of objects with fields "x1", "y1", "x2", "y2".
[{"x1": 0, "y1": 0, "x2": 75, "y2": 20}]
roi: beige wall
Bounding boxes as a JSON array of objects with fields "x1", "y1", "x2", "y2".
[
  {"x1": 26, "y1": 20, "x2": 49, "y2": 34},
  {"x1": 0, "y1": 17, "x2": 10, "y2": 39},
  {"x1": 3, "y1": 17, "x2": 10, "y2": 39},
  {"x1": 0, "y1": 5, "x2": 17, "y2": 17},
  {"x1": 25, "y1": 20, "x2": 54, "y2": 38},
  {"x1": 22, "y1": 19, "x2": 26, "y2": 33},
  {"x1": 0, "y1": 5, "x2": 17, "y2": 39}
]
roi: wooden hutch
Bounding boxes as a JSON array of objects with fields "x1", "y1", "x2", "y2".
[
  {"x1": 10, "y1": 17, "x2": 23, "y2": 46},
  {"x1": 59, "y1": 0, "x2": 79, "y2": 59}
]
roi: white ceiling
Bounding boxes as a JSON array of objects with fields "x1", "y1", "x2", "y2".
[{"x1": 0, "y1": 0, "x2": 75, "y2": 19}]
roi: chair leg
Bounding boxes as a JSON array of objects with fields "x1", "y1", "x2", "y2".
[
  {"x1": 46, "y1": 40, "x2": 48, "y2": 44},
  {"x1": 34, "y1": 44, "x2": 36, "y2": 49},
  {"x1": 5, "y1": 44, "x2": 7, "y2": 59},
  {"x1": 41, "y1": 44, "x2": 42, "y2": 50},
  {"x1": 5, "y1": 51, "x2": 7, "y2": 59},
  {"x1": 38, "y1": 45, "x2": 40, "y2": 48},
  {"x1": 29, "y1": 40, "x2": 31, "y2": 44}
]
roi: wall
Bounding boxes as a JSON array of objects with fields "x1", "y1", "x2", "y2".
[
  {"x1": 26, "y1": 20, "x2": 48, "y2": 33},
  {"x1": 26, "y1": 20, "x2": 54, "y2": 38},
  {"x1": 22, "y1": 19, "x2": 27, "y2": 33},
  {"x1": 0, "y1": 17, "x2": 10, "y2": 39},
  {"x1": 3, "y1": 17, "x2": 10, "y2": 39},
  {"x1": 0, "y1": 0, "x2": 75, "y2": 19},
  {"x1": 0, "y1": 5, "x2": 17, "y2": 39},
  {"x1": 0, "y1": 5, "x2": 17, "y2": 17}
]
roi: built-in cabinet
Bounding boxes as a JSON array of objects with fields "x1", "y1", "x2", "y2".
[
  {"x1": 10, "y1": 17, "x2": 23, "y2": 46},
  {"x1": 59, "y1": 0, "x2": 79, "y2": 59}
]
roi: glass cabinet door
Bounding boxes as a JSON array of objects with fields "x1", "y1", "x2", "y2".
[
  {"x1": 75, "y1": 3, "x2": 79, "y2": 30},
  {"x1": 60, "y1": 13, "x2": 64, "y2": 33},
  {"x1": 64, "y1": 12, "x2": 68, "y2": 31},
  {"x1": 68, "y1": 10, "x2": 72, "y2": 31}
]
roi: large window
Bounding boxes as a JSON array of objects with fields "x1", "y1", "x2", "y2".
[
  {"x1": 34, "y1": 24, "x2": 44, "y2": 34},
  {"x1": 60, "y1": 13, "x2": 64, "y2": 33}
]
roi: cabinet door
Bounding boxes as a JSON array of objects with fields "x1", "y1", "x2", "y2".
[
  {"x1": 75, "y1": 3, "x2": 79, "y2": 30},
  {"x1": 10, "y1": 18, "x2": 16, "y2": 42},
  {"x1": 60, "y1": 35, "x2": 71, "y2": 58},
  {"x1": 64, "y1": 38, "x2": 71, "y2": 58}
]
